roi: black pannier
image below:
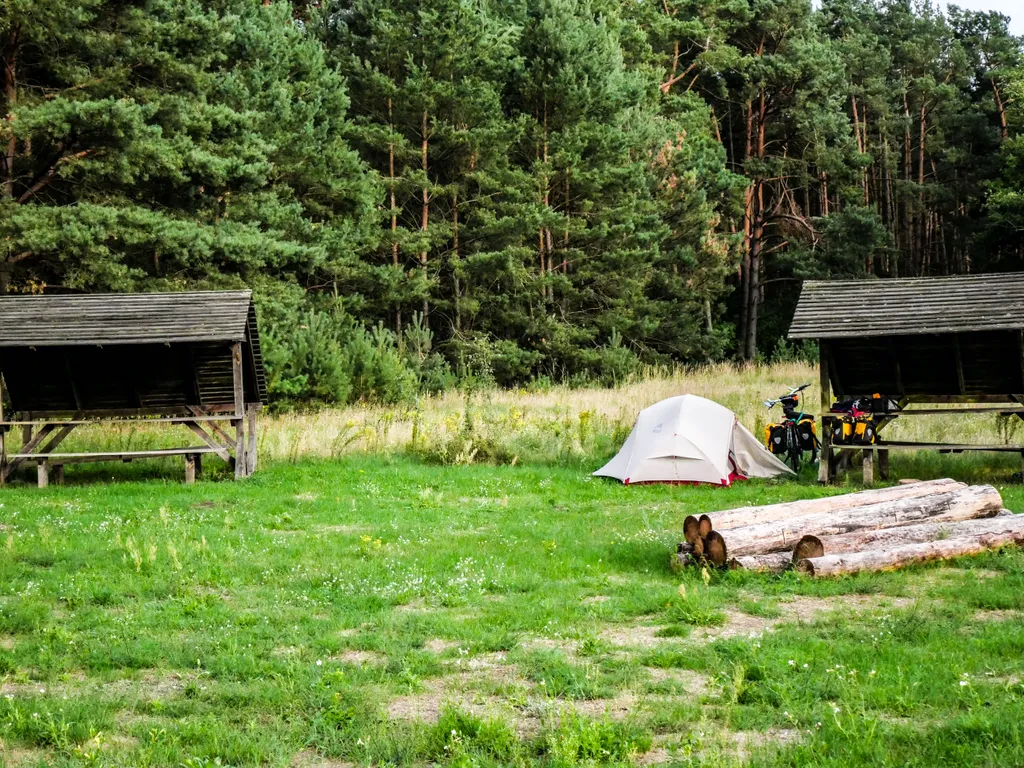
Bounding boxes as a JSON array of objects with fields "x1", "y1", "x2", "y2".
[
  {"x1": 766, "y1": 424, "x2": 788, "y2": 454},
  {"x1": 796, "y1": 418, "x2": 817, "y2": 452}
]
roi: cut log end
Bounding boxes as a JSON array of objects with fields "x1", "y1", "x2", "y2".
[
  {"x1": 692, "y1": 536, "x2": 705, "y2": 559},
  {"x1": 683, "y1": 515, "x2": 701, "y2": 544},
  {"x1": 698, "y1": 514, "x2": 713, "y2": 538},
  {"x1": 704, "y1": 530, "x2": 728, "y2": 566},
  {"x1": 793, "y1": 535, "x2": 824, "y2": 562},
  {"x1": 793, "y1": 558, "x2": 815, "y2": 575}
]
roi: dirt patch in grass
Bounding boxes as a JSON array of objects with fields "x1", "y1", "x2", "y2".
[
  {"x1": 103, "y1": 670, "x2": 204, "y2": 701},
  {"x1": 730, "y1": 728, "x2": 801, "y2": 761},
  {"x1": 0, "y1": 635, "x2": 15, "y2": 650},
  {"x1": 600, "y1": 593, "x2": 916, "y2": 649},
  {"x1": 599, "y1": 625, "x2": 666, "y2": 649},
  {"x1": 645, "y1": 667, "x2": 710, "y2": 694},
  {"x1": 0, "y1": 744, "x2": 54, "y2": 767},
  {"x1": 290, "y1": 748, "x2": 355, "y2": 767},
  {"x1": 395, "y1": 599, "x2": 428, "y2": 613},
  {"x1": 425, "y1": 638, "x2": 458, "y2": 653},
  {"x1": 335, "y1": 650, "x2": 386, "y2": 666},
  {"x1": 972, "y1": 609, "x2": 1023, "y2": 622},
  {"x1": 582, "y1": 595, "x2": 610, "y2": 605},
  {"x1": 317, "y1": 525, "x2": 364, "y2": 534}
]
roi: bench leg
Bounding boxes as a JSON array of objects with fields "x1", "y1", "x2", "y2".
[
  {"x1": 863, "y1": 451, "x2": 874, "y2": 485},
  {"x1": 37, "y1": 461, "x2": 49, "y2": 489},
  {"x1": 53, "y1": 465, "x2": 65, "y2": 486},
  {"x1": 878, "y1": 449, "x2": 890, "y2": 481},
  {"x1": 185, "y1": 454, "x2": 196, "y2": 485},
  {"x1": 195, "y1": 454, "x2": 202, "y2": 478}
]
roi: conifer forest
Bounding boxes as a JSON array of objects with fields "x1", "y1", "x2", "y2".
[{"x1": 2, "y1": 0, "x2": 1022, "y2": 404}]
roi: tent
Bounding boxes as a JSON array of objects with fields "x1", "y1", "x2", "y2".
[{"x1": 594, "y1": 394, "x2": 794, "y2": 486}]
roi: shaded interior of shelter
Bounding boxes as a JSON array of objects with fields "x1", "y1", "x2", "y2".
[
  {"x1": 0, "y1": 339, "x2": 265, "y2": 414},
  {"x1": 826, "y1": 331, "x2": 1024, "y2": 397}
]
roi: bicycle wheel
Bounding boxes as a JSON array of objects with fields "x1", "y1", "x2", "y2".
[{"x1": 787, "y1": 424, "x2": 802, "y2": 472}]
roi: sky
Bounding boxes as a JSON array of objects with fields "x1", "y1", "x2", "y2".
[{"x1": 938, "y1": 0, "x2": 1022, "y2": 34}]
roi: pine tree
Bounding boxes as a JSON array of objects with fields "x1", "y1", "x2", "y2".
[{"x1": 0, "y1": 0, "x2": 376, "y2": 294}]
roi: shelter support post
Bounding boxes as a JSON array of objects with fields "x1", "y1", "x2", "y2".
[
  {"x1": 53, "y1": 465, "x2": 64, "y2": 486},
  {"x1": 185, "y1": 454, "x2": 196, "y2": 485},
  {"x1": 818, "y1": 341, "x2": 832, "y2": 484},
  {"x1": 231, "y1": 342, "x2": 246, "y2": 479},
  {"x1": 245, "y1": 404, "x2": 257, "y2": 475},
  {"x1": 862, "y1": 451, "x2": 874, "y2": 485},
  {"x1": 878, "y1": 449, "x2": 890, "y2": 481},
  {"x1": 37, "y1": 461, "x2": 48, "y2": 489},
  {"x1": 0, "y1": 375, "x2": 5, "y2": 487}
]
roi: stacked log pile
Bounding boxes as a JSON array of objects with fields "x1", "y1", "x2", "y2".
[{"x1": 671, "y1": 479, "x2": 1024, "y2": 577}]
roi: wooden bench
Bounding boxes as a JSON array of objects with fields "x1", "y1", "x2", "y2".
[{"x1": 10, "y1": 447, "x2": 221, "y2": 487}]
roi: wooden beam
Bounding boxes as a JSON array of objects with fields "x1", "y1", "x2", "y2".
[
  {"x1": 9, "y1": 447, "x2": 220, "y2": 464},
  {"x1": 826, "y1": 343, "x2": 844, "y2": 398},
  {"x1": 1, "y1": 424, "x2": 56, "y2": 481},
  {"x1": 0, "y1": 374, "x2": 5, "y2": 486},
  {"x1": 862, "y1": 451, "x2": 874, "y2": 485},
  {"x1": 64, "y1": 354, "x2": 83, "y2": 410},
  {"x1": 818, "y1": 340, "x2": 832, "y2": 485},
  {"x1": 246, "y1": 404, "x2": 257, "y2": 475},
  {"x1": 37, "y1": 423, "x2": 77, "y2": 456},
  {"x1": 952, "y1": 335, "x2": 966, "y2": 395},
  {"x1": 186, "y1": 405, "x2": 234, "y2": 445},
  {"x1": 232, "y1": 342, "x2": 245, "y2": 479},
  {"x1": 1019, "y1": 330, "x2": 1024, "y2": 392},
  {"x1": 0, "y1": 415, "x2": 236, "y2": 426},
  {"x1": 183, "y1": 421, "x2": 232, "y2": 463}
]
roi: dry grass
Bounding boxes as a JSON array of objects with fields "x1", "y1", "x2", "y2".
[
  {"x1": 30, "y1": 361, "x2": 1020, "y2": 468},
  {"x1": 256, "y1": 361, "x2": 1017, "y2": 464}
]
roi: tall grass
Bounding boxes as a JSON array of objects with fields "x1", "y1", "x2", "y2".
[{"x1": 15, "y1": 361, "x2": 1023, "y2": 468}]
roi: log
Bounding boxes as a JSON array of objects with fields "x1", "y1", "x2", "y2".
[
  {"x1": 709, "y1": 478, "x2": 965, "y2": 530},
  {"x1": 795, "y1": 520, "x2": 1024, "y2": 577},
  {"x1": 718, "y1": 485, "x2": 1003, "y2": 557},
  {"x1": 704, "y1": 531, "x2": 727, "y2": 566},
  {"x1": 792, "y1": 535, "x2": 824, "y2": 562},
  {"x1": 812, "y1": 513, "x2": 1024, "y2": 555},
  {"x1": 670, "y1": 551, "x2": 693, "y2": 572},
  {"x1": 691, "y1": 536, "x2": 705, "y2": 559},
  {"x1": 728, "y1": 552, "x2": 792, "y2": 573},
  {"x1": 683, "y1": 515, "x2": 700, "y2": 544}
]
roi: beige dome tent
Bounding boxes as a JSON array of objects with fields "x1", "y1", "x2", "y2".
[{"x1": 594, "y1": 394, "x2": 794, "y2": 486}]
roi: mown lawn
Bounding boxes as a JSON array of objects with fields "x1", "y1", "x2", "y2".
[{"x1": 1, "y1": 455, "x2": 1023, "y2": 767}]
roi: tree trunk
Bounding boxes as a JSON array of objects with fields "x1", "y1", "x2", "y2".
[
  {"x1": 708, "y1": 479, "x2": 964, "y2": 530},
  {"x1": 728, "y1": 553, "x2": 792, "y2": 573},
  {"x1": 716, "y1": 485, "x2": 1003, "y2": 557},
  {"x1": 388, "y1": 97, "x2": 401, "y2": 336},
  {"x1": 2, "y1": 25, "x2": 18, "y2": 200},
  {"x1": 420, "y1": 109, "x2": 430, "y2": 321},
  {"x1": 796, "y1": 519, "x2": 1024, "y2": 577},
  {"x1": 809, "y1": 510, "x2": 1021, "y2": 555},
  {"x1": 992, "y1": 79, "x2": 1008, "y2": 140},
  {"x1": 453, "y1": 188, "x2": 461, "y2": 333}
]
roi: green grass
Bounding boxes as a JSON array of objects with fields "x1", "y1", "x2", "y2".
[{"x1": 1, "y1": 454, "x2": 1023, "y2": 767}]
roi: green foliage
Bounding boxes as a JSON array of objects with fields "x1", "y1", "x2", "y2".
[{"x1": 1, "y1": 0, "x2": 1021, "y2": 397}]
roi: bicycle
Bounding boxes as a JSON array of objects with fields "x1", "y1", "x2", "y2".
[{"x1": 764, "y1": 384, "x2": 818, "y2": 472}]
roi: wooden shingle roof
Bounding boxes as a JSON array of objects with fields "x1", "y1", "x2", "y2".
[
  {"x1": 789, "y1": 273, "x2": 1024, "y2": 339},
  {"x1": 0, "y1": 290, "x2": 254, "y2": 347}
]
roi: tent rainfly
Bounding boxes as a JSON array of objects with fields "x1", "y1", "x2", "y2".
[{"x1": 593, "y1": 395, "x2": 793, "y2": 486}]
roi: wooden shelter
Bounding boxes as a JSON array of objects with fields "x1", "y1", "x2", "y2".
[
  {"x1": 0, "y1": 290, "x2": 267, "y2": 486},
  {"x1": 789, "y1": 273, "x2": 1024, "y2": 483}
]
